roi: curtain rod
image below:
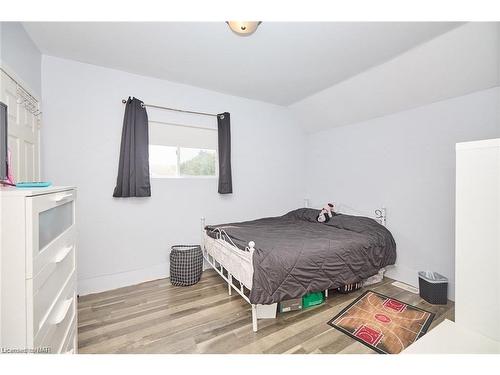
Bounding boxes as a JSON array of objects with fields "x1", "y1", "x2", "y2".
[
  {"x1": 149, "y1": 120, "x2": 217, "y2": 131},
  {"x1": 121, "y1": 99, "x2": 219, "y2": 118}
]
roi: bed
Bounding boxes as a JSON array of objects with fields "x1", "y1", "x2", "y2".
[{"x1": 201, "y1": 207, "x2": 396, "y2": 332}]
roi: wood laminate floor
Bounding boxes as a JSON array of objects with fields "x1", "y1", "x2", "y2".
[{"x1": 77, "y1": 270, "x2": 454, "y2": 354}]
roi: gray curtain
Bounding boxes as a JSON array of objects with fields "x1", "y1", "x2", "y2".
[
  {"x1": 113, "y1": 97, "x2": 151, "y2": 197},
  {"x1": 217, "y1": 112, "x2": 232, "y2": 194}
]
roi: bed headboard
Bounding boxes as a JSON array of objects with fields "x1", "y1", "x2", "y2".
[
  {"x1": 305, "y1": 200, "x2": 387, "y2": 226},
  {"x1": 335, "y1": 204, "x2": 387, "y2": 226}
]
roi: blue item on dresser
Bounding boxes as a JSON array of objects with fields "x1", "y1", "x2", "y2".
[{"x1": 16, "y1": 181, "x2": 52, "y2": 188}]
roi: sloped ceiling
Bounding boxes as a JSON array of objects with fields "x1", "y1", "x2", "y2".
[
  {"x1": 291, "y1": 23, "x2": 500, "y2": 132},
  {"x1": 23, "y1": 22, "x2": 460, "y2": 106}
]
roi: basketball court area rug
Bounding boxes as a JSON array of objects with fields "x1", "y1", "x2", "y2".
[{"x1": 327, "y1": 290, "x2": 435, "y2": 354}]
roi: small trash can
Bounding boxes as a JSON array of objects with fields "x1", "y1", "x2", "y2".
[
  {"x1": 418, "y1": 271, "x2": 448, "y2": 305},
  {"x1": 170, "y1": 245, "x2": 203, "y2": 286}
]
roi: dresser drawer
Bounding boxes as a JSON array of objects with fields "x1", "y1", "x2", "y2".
[
  {"x1": 34, "y1": 272, "x2": 76, "y2": 353},
  {"x1": 32, "y1": 226, "x2": 76, "y2": 285},
  {"x1": 31, "y1": 252, "x2": 76, "y2": 339},
  {"x1": 41, "y1": 308, "x2": 76, "y2": 354},
  {"x1": 31, "y1": 264, "x2": 76, "y2": 341},
  {"x1": 26, "y1": 189, "x2": 76, "y2": 278},
  {"x1": 61, "y1": 323, "x2": 77, "y2": 354}
]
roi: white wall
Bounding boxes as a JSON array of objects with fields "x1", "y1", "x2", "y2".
[
  {"x1": 0, "y1": 22, "x2": 41, "y2": 98},
  {"x1": 305, "y1": 87, "x2": 500, "y2": 300},
  {"x1": 0, "y1": 23, "x2": 3, "y2": 64},
  {"x1": 41, "y1": 56, "x2": 305, "y2": 295},
  {"x1": 291, "y1": 23, "x2": 500, "y2": 132}
]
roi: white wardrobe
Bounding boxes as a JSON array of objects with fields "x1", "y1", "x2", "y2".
[
  {"x1": 405, "y1": 138, "x2": 500, "y2": 353},
  {"x1": 455, "y1": 138, "x2": 500, "y2": 342}
]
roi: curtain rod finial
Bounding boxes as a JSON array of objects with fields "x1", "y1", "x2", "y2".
[{"x1": 122, "y1": 99, "x2": 127, "y2": 104}]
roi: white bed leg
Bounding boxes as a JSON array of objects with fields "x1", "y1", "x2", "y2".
[
  {"x1": 200, "y1": 217, "x2": 206, "y2": 246},
  {"x1": 228, "y1": 274, "x2": 232, "y2": 296},
  {"x1": 325, "y1": 289, "x2": 329, "y2": 299},
  {"x1": 251, "y1": 304, "x2": 258, "y2": 332}
]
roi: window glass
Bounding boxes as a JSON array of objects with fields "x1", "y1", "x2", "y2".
[
  {"x1": 149, "y1": 145, "x2": 177, "y2": 177},
  {"x1": 180, "y1": 148, "x2": 217, "y2": 176}
]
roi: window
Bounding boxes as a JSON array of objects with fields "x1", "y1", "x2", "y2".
[{"x1": 148, "y1": 121, "x2": 217, "y2": 178}]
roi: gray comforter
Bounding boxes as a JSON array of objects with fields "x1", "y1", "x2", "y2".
[{"x1": 205, "y1": 208, "x2": 396, "y2": 305}]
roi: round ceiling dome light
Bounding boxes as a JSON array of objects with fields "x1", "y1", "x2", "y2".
[{"x1": 226, "y1": 21, "x2": 262, "y2": 36}]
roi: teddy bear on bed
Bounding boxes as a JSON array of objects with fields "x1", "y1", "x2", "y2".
[{"x1": 317, "y1": 203, "x2": 335, "y2": 223}]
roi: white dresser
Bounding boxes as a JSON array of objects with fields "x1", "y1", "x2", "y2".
[{"x1": 0, "y1": 186, "x2": 77, "y2": 354}]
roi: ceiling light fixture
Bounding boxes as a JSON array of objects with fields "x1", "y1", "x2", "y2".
[{"x1": 226, "y1": 21, "x2": 262, "y2": 36}]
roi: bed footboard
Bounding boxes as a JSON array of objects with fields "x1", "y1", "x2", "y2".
[{"x1": 201, "y1": 217, "x2": 329, "y2": 332}]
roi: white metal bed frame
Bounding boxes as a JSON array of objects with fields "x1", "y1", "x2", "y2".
[{"x1": 201, "y1": 204, "x2": 387, "y2": 332}]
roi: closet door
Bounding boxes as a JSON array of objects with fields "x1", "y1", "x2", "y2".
[{"x1": 0, "y1": 70, "x2": 40, "y2": 182}]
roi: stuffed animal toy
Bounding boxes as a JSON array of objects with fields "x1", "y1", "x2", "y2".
[{"x1": 317, "y1": 203, "x2": 335, "y2": 223}]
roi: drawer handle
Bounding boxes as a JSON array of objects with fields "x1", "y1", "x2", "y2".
[
  {"x1": 54, "y1": 245, "x2": 73, "y2": 263},
  {"x1": 53, "y1": 193, "x2": 73, "y2": 203},
  {"x1": 51, "y1": 298, "x2": 73, "y2": 325}
]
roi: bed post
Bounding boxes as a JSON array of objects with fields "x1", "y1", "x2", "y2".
[
  {"x1": 228, "y1": 274, "x2": 232, "y2": 296},
  {"x1": 251, "y1": 304, "x2": 258, "y2": 332},
  {"x1": 200, "y1": 217, "x2": 207, "y2": 271},
  {"x1": 200, "y1": 217, "x2": 206, "y2": 246},
  {"x1": 248, "y1": 241, "x2": 258, "y2": 332},
  {"x1": 374, "y1": 207, "x2": 387, "y2": 226},
  {"x1": 248, "y1": 241, "x2": 255, "y2": 254}
]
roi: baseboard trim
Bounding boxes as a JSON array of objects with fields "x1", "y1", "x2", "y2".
[
  {"x1": 78, "y1": 262, "x2": 454, "y2": 301},
  {"x1": 78, "y1": 262, "x2": 212, "y2": 296},
  {"x1": 385, "y1": 264, "x2": 455, "y2": 301},
  {"x1": 385, "y1": 264, "x2": 419, "y2": 288},
  {"x1": 78, "y1": 263, "x2": 169, "y2": 296}
]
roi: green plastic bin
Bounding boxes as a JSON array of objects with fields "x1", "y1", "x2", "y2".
[{"x1": 302, "y1": 291, "x2": 324, "y2": 308}]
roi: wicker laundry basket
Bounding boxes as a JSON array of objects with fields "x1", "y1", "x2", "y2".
[{"x1": 169, "y1": 245, "x2": 203, "y2": 286}]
